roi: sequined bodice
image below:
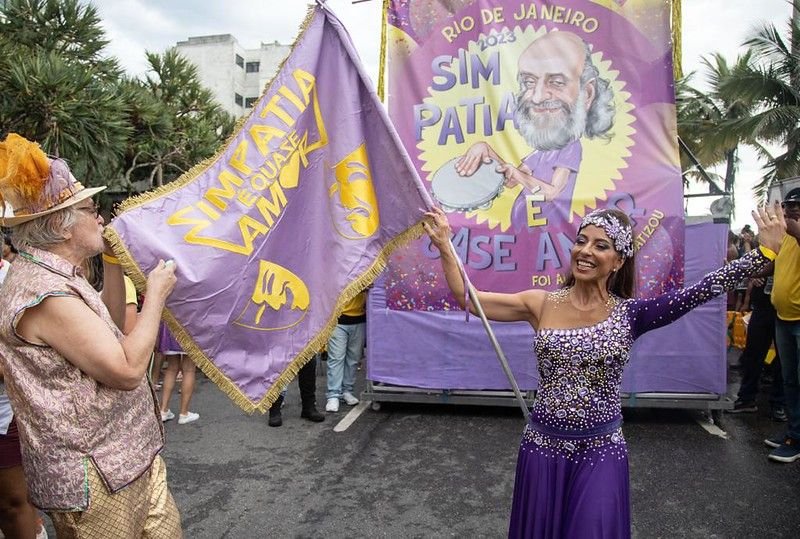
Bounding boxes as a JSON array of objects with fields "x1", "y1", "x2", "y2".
[
  {"x1": 520, "y1": 247, "x2": 772, "y2": 461},
  {"x1": 532, "y1": 303, "x2": 632, "y2": 431}
]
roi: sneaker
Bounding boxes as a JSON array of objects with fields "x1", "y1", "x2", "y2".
[
  {"x1": 768, "y1": 438, "x2": 800, "y2": 463},
  {"x1": 770, "y1": 407, "x2": 788, "y2": 422},
  {"x1": 342, "y1": 391, "x2": 360, "y2": 406},
  {"x1": 178, "y1": 411, "x2": 200, "y2": 425},
  {"x1": 764, "y1": 434, "x2": 788, "y2": 449},
  {"x1": 35, "y1": 518, "x2": 48, "y2": 539},
  {"x1": 325, "y1": 397, "x2": 339, "y2": 412},
  {"x1": 161, "y1": 409, "x2": 175, "y2": 422},
  {"x1": 726, "y1": 399, "x2": 757, "y2": 413}
]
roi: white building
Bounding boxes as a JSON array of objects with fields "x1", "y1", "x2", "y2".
[{"x1": 175, "y1": 35, "x2": 290, "y2": 117}]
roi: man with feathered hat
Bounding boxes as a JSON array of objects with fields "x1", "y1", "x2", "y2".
[{"x1": 0, "y1": 133, "x2": 182, "y2": 537}]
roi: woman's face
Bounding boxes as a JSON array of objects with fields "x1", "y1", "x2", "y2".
[{"x1": 570, "y1": 225, "x2": 623, "y2": 283}]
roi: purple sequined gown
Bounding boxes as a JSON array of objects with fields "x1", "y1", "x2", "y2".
[{"x1": 508, "y1": 249, "x2": 770, "y2": 538}]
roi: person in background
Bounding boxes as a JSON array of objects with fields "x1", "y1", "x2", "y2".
[
  {"x1": 2, "y1": 232, "x2": 18, "y2": 263},
  {"x1": 122, "y1": 275, "x2": 139, "y2": 335},
  {"x1": 727, "y1": 267, "x2": 785, "y2": 421},
  {"x1": 268, "y1": 357, "x2": 325, "y2": 427},
  {"x1": 325, "y1": 291, "x2": 366, "y2": 413},
  {"x1": 0, "y1": 231, "x2": 45, "y2": 538},
  {"x1": 158, "y1": 323, "x2": 200, "y2": 425},
  {"x1": 765, "y1": 187, "x2": 800, "y2": 463},
  {"x1": 0, "y1": 133, "x2": 181, "y2": 536},
  {"x1": 738, "y1": 224, "x2": 755, "y2": 255}
]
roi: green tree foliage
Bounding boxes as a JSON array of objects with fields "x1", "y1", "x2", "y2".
[
  {"x1": 678, "y1": 16, "x2": 800, "y2": 200},
  {"x1": 715, "y1": 18, "x2": 800, "y2": 196},
  {"x1": 0, "y1": 0, "x2": 235, "y2": 193},
  {"x1": 676, "y1": 53, "x2": 769, "y2": 211},
  {"x1": 0, "y1": 0, "x2": 129, "y2": 186},
  {"x1": 124, "y1": 49, "x2": 234, "y2": 188}
]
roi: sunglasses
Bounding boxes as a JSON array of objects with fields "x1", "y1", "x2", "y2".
[{"x1": 781, "y1": 201, "x2": 800, "y2": 209}]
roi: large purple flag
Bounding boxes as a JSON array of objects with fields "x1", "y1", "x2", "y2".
[{"x1": 105, "y1": 4, "x2": 433, "y2": 412}]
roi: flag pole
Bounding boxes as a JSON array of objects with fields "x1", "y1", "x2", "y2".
[
  {"x1": 322, "y1": 0, "x2": 529, "y2": 418},
  {"x1": 446, "y1": 240, "x2": 531, "y2": 418}
]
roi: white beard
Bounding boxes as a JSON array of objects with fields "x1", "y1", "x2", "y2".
[{"x1": 514, "y1": 88, "x2": 588, "y2": 151}]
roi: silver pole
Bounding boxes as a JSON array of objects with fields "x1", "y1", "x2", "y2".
[{"x1": 446, "y1": 241, "x2": 531, "y2": 418}]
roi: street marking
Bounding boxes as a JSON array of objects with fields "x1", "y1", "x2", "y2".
[
  {"x1": 333, "y1": 401, "x2": 370, "y2": 432},
  {"x1": 694, "y1": 415, "x2": 728, "y2": 439}
]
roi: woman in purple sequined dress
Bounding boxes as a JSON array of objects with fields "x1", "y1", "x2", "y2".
[{"x1": 423, "y1": 204, "x2": 787, "y2": 538}]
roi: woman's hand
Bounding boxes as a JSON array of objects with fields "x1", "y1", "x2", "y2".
[
  {"x1": 422, "y1": 207, "x2": 452, "y2": 253},
  {"x1": 752, "y1": 202, "x2": 787, "y2": 254}
]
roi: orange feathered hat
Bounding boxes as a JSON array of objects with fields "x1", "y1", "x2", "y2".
[{"x1": 0, "y1": 133, "x2": 106, "y2": 226}]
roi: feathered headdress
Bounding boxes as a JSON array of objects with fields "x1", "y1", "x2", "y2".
[{"x1": 0, "y1": 133, "x2": 106, "y2": 226}]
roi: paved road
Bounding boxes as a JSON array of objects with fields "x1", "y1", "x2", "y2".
[
  {"x1": 151, "y1": 359, "x2": 799, "y2": 539},
  {"x1": 25, "y1": 356, "x2": 798, "y2": 539}
]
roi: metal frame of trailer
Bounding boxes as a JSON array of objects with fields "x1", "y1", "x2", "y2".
[{"x1": 360, "y1": 381, "x2": 733, "y2": 413}]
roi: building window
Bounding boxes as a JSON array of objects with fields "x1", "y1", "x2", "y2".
[
  {"x1": 235, "y1": 54, "x2": 244, "y2": 68},
  {"x1": 245, "y1": 97, "x2": 258, "y2": 108},
  {"x1": 234, "y1": 93, "x2": 243, "y2": 107},
  {"x1": 245, "y1": 61, "x2": 260, "y2": 73}
]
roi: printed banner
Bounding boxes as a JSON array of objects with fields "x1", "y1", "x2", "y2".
[
  {"x1": 106, "y1": 5, "x2": 432, "y2": 412},
  {"x1": 384, "y1": 0, "x2": 684, "y2": 310}
]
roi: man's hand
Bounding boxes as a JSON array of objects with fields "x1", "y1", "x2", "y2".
[
  {"x1": 455, "y1": 142, "x2": 495, "y2": 176},
  {"x1": 146, "y1": 260, "x2": 177, "y2": 305},
  {"x1": 496, "y1": 163, "x2": 533, "y2": 191}
]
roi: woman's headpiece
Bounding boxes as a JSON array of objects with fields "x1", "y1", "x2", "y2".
[
  {"x1": 0, "y1": 133, "x2": 106, "y2": 226},
  {"x1": 579, "y1": 209, "x2": 634, "y2": 258}
]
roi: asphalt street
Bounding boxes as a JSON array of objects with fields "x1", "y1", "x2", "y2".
[
  {"x1": 29, "y1": 353, "x2": 800, "y2": 539},
  {"x1": 149, "y1": 356, "x2": 799, "y2": 539}
]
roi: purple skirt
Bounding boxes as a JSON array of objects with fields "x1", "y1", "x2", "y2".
[
  {"x1": 157, "y1": 323, "x2": 183, "y2": 355},
  {"x1": 508, "y1": 420, "x2": 631, "y2": 539}
]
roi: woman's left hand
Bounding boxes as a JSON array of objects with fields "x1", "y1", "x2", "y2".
[{"x1": 752, "y1": 201, "x2": 786, "y2": 254}]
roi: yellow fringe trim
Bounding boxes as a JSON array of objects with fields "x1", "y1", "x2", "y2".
[
  {"x1": 377, "y1": 0, "x2": 390, "y2": 102},
  {"x1": 104, "y1": 221, "x2": 425, "y2": 413},
  {"x1": 671, "y1": 0, "x2": 682, "y2": 81}
]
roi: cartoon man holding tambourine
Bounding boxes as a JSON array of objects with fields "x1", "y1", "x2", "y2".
[{"x1": 445, "y1": 31, "x2": 616, "y2": 228}]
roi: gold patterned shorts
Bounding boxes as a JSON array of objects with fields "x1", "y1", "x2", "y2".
[{"x1": 48, "y1": 455, "x2": 182, "y2": 539}]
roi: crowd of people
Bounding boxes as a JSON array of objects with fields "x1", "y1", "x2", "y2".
[
  {"x1": 725, "y1": 222, "x2": 786, "y2": 422},
  {"x1": 0, "y1": 131, "x2": 798, "y2": 539}
]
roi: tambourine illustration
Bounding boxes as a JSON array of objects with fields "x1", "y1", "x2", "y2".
[{"x1": 431, "y1": 157, "x2": 505, "y2": 213}]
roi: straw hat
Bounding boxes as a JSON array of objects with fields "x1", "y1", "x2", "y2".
[{"x1": 0, "y1": 133, "x2": 106, "y2": 226}]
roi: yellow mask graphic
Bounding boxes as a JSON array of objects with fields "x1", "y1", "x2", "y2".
[
  {"x1": 330, "y1": 143, "x2": 380, "y2": 238},
  {"x1": 235, "y1": 260, "x2": 310, "y2": 330}
]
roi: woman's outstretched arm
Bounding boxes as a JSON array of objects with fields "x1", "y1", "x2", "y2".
[{"x1": 423, "y1": 207, "x2": 543, "y2": 324}]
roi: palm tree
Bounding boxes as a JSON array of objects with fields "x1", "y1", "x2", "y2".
[
  {"x1": 123, "y1": 49, "x2": 234, "y2": 188},
  {"x1": 676, "y1": 52, "x2": 764, "y2": 210},
  {"x1": 714, "y1": 16, "x2": 800, "y2": 199},
  {"x1": 0, "y1": 0, "x2": 130, "y2": 186}
]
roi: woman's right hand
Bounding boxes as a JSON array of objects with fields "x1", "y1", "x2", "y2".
[
  {"x1": 422, "y1": 207, "x2": 452, "y2": 253},
  {"x1": 146, "y1": 260, "x2": 178, "y2": 303}
]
